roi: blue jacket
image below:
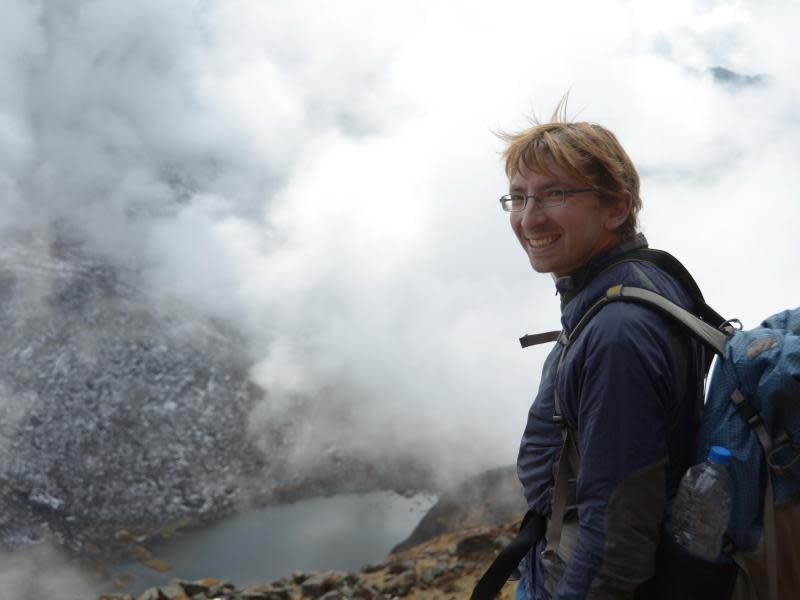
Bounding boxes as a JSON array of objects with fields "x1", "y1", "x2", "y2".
[{"x1": 517, "y1": 235, "x2": 704, "y2": 599}]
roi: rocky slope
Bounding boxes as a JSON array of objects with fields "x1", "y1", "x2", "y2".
[
  {"x1": 0, "y1": 231, "x2": 435, "y2": 561},
  {"x1": 393, "y1": 466, "x2": 526, "y2": 554},
  {"x1": 0, "y1": 231, "x2": 264, "y2": 554}
]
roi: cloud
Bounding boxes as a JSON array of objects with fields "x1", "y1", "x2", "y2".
[
  {"x1": 2, "y1": 0, "x2": 799, "y2": 487},
  {"x1": 0, "y1": 542, "x2": 97, "y2": 600}
]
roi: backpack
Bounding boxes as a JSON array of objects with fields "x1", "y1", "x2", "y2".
[
  {"x1": 698, "y1": 303, "x2": 800, "y2": 600},
  {"x1": 473, "y1": 249, "x2": 800, "y2": 600}
]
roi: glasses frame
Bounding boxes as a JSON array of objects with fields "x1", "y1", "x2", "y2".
[{"x1": 499, "y1": 188, "x2": 595, "y2": 212}]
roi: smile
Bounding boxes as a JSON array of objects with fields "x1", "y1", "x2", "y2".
[{"x1": 527, "y1": 234, "x2": 561, "y2": 249}]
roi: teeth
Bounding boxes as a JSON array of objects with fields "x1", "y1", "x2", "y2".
[{"x1": 528, "y1": 235, "x2": 559, "y2": 248}]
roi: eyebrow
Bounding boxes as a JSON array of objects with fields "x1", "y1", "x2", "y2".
[{"x1": 509, "y1": 179, "x2": 563, "y2": 192}]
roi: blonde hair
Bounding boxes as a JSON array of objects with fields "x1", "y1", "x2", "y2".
[{"x1": 499, "y1": 98, "x2": 641, "y2": 241}]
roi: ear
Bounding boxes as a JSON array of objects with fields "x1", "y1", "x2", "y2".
[{"x1": 604, "y1": 191, "x2": 632, "y2": 232}]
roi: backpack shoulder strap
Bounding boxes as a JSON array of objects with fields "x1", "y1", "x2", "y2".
[
  {"x1": 519, "y1": 248, "x2": 727, "y2": 349},
  {"x1": 574, "y1": 285, "x2": 730, "y2": 355},
  {"x1": 605, "y1": 248, "x2": 726, "y2": 329}
]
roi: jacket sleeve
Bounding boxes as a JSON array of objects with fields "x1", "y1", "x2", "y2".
[{"x1": 553, "y1": 303, "x2": 674, "y2": 600}]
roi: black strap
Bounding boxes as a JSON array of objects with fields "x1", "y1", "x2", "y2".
[
  {"x1": 607, "y1": 248, "x2": 726, "y2": 328},
  {"x1": 519, "y1": 330, "x2": 561, "y2": 348},
  {"x1": 612, "y1": 249, "x2": 727, "y2": 376},
  {"x1": 471, "y1": 509, "x2": 546, "y2": 600}
]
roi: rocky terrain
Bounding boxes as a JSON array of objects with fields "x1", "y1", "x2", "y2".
[
  {"x1": 0, "y1": 232, "x2": 434, "y2": 562},
  {"x1": 0, "y1": 231, "x2": 264, "y2": 555}
]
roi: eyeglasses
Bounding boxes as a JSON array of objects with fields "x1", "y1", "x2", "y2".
[{"x1": 499, "y1": 188, "x2": 594, "y2": 212}]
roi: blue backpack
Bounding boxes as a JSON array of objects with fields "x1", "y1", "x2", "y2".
[{"x1": 531, "y1": 249, "x2": 800, "y2": 600}]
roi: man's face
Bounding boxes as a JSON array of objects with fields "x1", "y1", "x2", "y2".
[{"x1": 509, "y1": 163, "x2": 622, "y2": 278}]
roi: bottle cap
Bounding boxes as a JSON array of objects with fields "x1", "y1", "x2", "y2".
[{"x1": 708, "y1": 446, "x2": 732, "y2": 465}]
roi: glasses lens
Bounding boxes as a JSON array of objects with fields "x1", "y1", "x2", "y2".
[
  {"x1": 501, "y1": 194, "x2": 525, "y2": 211},
  {"x1": 538, "y1": 190, "x2": 565, "y2": 208}
]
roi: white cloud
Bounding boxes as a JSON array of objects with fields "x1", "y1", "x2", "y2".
[
  {"x1": 2, "y1": 0, "x2": 798, "y2": 482},
  {"x1": 0, "y1": 542, "x2": 96, "y2": 600}
]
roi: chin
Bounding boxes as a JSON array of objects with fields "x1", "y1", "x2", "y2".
[{"x1": 529, "y1": 259, "x2": 554, "y2": 275}]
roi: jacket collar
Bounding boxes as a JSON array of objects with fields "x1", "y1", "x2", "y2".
[{"x1": 555, "y1": 233, "x2": 649, "y2": 310}]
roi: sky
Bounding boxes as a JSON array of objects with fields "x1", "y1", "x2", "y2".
[{"x1": 2, "y1": 0, "x2": 800, "y2": 487}]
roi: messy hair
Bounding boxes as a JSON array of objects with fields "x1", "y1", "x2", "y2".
[{"x1": 498, "y1": 96, "x2": 641, "y2": 241}]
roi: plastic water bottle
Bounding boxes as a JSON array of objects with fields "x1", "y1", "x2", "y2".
[{"x1": 667, "y1": 445, "x2": 733, "y2": 561}]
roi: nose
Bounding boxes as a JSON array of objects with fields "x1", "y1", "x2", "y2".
[{"x1": 519, "y1": 199, "x2": 548, "y2": 230}]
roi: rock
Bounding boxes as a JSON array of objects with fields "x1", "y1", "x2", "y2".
[
  {"x1": 431, "y1": 569, "x2": 459, "y2": 588},
  {"x1": 300, "y1": 572, "x2": 329, "y2": 597},
  {"x1": 392, "y1": 465, "x2": 526, "y2": 553},
  {"x1": 136, "y1": 589, "x2": 167, "y2": 600},
  {"x1": 140, "y1": 557, "x2": 173, "y2": 572},
  {"x1": 442, "y1": 580, "x2": 459, "y2": 593},
  {"x1": 360, "y1": 563, "x2": 383, "y2": 573},
  {"x1": 383, "y1": 570, "x2": 417, "y2": 597},
  {"x1": 175, "y1": 580, "x2": 214, "y2": 596},
  {"x1": 241, "y1": 583, "x2": 291, "y2": 600},
  {"x1": 456, "y1": 533, "x2": 497, "y2": 559},
  {"x1": 207, "y1": 581, "x2": 236, "y2": 596},
  {"x1": 385, "y1": 559, "x2": 415, "y2": 575},
  {"x1": 420, "y1": 565, "x2": 445, "y2": 584},
  {"x1": 160, "y1": 582, "x2": 191, "y2": 599},
  {"x1": 292, "y1": 570, "x2": 308, "y2": 584},
  {"x1": 352, "y1": 584, "x2": 380, "y2": 599}
]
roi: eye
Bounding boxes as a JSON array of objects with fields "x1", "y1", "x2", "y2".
[{"x1": 542, "y1": 189, "x2": 564, "y2": 199}]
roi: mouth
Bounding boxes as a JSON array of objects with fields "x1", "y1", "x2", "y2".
[{"x1": 526, "y1": 234, "x2": 561, "y2": 250}]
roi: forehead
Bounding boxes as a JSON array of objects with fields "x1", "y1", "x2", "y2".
[{"x1": 509, "y1": 160, "x2": 583, "y2": 190}]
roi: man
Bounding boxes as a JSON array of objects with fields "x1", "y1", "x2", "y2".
[{"x1": 501, "y1": 114, "x2": 705, "y2": 599}]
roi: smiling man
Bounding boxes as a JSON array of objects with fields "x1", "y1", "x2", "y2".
[{"x1": 500, "y1": 113, "x2": 707, "y2": 600}]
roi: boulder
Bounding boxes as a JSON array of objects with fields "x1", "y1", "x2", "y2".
[{"x1": 392, "y1": 465, "x2": 526, "y2": 552}]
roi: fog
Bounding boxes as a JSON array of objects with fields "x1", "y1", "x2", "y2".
[
  {"x1": 0, "y1": 541, "x2": 97, "y2": 599},
  {"x1": 2, "y1": 0, "x2": 799, "y2": 534}
]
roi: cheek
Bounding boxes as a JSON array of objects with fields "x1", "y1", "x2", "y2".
[{"x1": 511, "y1": 219, "x2": 529, "y2": 248}]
